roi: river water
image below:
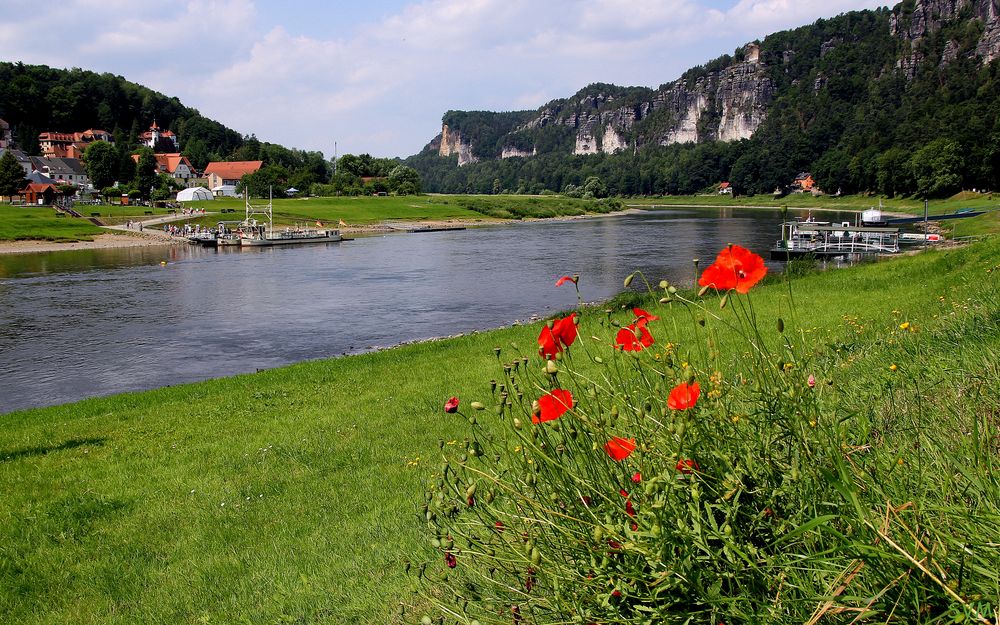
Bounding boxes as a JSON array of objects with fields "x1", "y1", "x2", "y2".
[{"x1": 0, "y1": 207, "x2": 835, "y2": 414}]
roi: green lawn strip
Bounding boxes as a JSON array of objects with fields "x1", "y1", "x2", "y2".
[
  {"x1": 0, "y1": 207, "x2": 105, "y2": 242},
  {"x1": 627, "y1": 191, "x2": 1000, "y2": 217},
  {"x1": 1, "y1": 237, "x2": 999, "y2": 623}
]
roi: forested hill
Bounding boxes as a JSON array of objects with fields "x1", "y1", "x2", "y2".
[
  {"x1": 0, "y1": 62, "x2": 327, "y2": 181},
  {"x1": 407, "y1": 0, "x2": 1000, "y2": 198}
]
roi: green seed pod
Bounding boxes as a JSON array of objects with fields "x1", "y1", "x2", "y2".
[
  {"x1": 531, "y1": 547, "x2": 541, "y2": 566},
  {"x1": 776, "y1": 317, "x2": 785, "y2": 333}
]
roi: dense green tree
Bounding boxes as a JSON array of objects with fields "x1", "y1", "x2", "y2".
[
  {"x1": 237, "y1": 164, "x2": 289, "y2": 198},
  {"x1": 0, "y1": 150, "x2": 27, "y2": 197},
  {"x1": 387, "y1": 165, "x2": 422, "y2": 194},
  {"x1": 910, "y1": 139, "x2": 964, "y2": 198},
  {"x1": 133, "y1": 147, "x2": 157, "y2": 201},
  {"x1": 83, "y1": 141, "x2": 120, "y2": 189}
]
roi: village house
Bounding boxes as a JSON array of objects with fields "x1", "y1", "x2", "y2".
[
  {"x1": 20, "y1": 182, "x2": 59, "y2": 205},
  {"x1": 140, "y1": 121, "x2": 179, "y2": 152},
  {"x1": 132, "y1": 152, "x2": 197, "y2": 185},
  {"x1": 29, "y1": 156, "x2": 90, "y2": 188},
  {"x1": 791, "y1": 172, "x2": 817, "y2": 193},
  {"x1": 38, "y1": 129, "x2": 113, "y2": 158},
  {"x1": 718, "y1": 181, "x2": 733, "y2": 195},
  {"x1": 0, "y1": 118, "x2": 12, "y2": 150},
  {"x1": 0, "y1": 147, "x2": 33, "y2": 176},
  {"x1": 204, "y1": 160, "x2": 262, "y2": 196}
]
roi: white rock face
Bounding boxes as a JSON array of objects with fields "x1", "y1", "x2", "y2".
[
  {"x1": 601, "y1": 124, "x2": 628, "y2": 153},
  {"x1": 501, "y1": 146, "x2": 535, "y2": 158},
  {"x1": 664, "y1": 97, "x2": 704, "y2": 145},
  {"x1": 438, "y1": 124, "x2": 479, "y2": 166}
]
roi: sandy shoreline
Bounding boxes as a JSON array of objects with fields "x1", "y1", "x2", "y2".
[
  {"x1": 0, "y1": 231, "x2": 186, "y2": 255},
  {"x1": 0, "y1": 209, "x2": 645, "y2": 254}
]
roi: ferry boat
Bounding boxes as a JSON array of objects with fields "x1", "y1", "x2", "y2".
[
  {"x1": 238, "y1": 190, "x2": 341, "y2": 247},
  {"x1": 770, "y1": 220, "x2": 901, "y2": 260}
]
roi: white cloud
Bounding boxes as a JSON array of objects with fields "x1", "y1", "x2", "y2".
[{"x1": 0, "y1": 0, "x2": 892, "y2": 157}]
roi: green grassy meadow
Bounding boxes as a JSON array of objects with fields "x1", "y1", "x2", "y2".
[
  {"x1": 2, "y1": 231, "x2": 999, "y2": 622},
  {"x1": 0, "y1": 207, "x2": 105, "y2": 242}
]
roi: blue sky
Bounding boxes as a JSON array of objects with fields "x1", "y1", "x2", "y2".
[{"x1": 0, "y1": 0, "x2": 888, "y2": 158}]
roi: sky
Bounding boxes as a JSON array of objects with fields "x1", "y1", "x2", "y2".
[{"x1": 0, "y1": 0, "x2": 889, "y2": 158}]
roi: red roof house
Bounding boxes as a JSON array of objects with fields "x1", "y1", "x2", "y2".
[{"x1": 204, "y1": 160, "x2": 263, "y2": 192}]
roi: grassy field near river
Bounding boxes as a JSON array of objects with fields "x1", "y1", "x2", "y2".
[{"x1": 1, "y1": 231, "x2": 999, "y2": 623}]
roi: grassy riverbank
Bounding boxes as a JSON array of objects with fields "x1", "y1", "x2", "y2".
[
  {"x1": 2, "y1": 233, "x2": 998, "y2": 623},
  {"x1": 0, "y1": 207, "x2": 105, "y2": 242}
]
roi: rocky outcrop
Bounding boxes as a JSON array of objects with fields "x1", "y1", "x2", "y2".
[
  {"x1": 438, "y1": 124, "x2": 478, "y2": 166},
  {"x1": 507, "y1": 44, "x2": 773, "y2": 154},
  {"x1": 891, "y1": 0, "x2": 1000, "y2": 76},
  {"x1": 500, "y1": 145, "x2": 535, "y2": 158}
]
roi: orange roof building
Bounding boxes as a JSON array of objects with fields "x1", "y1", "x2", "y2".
[
  {"x1": 204, "y1": 160, "x2": 263, "y2": 191},
  {"x1": 38, "y1": 128, "x2": 113, "y2": 158},
  {"x1": 132, "y1": 152, "x2": 196, "y2": 180}
]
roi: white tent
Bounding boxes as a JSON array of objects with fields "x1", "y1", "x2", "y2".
[
  {"x1": 177, "y1": 186, "x2": 214, "y2": 202},
  {"x1": 212, "y1": 184, "x2": 238, "y2": 197}
]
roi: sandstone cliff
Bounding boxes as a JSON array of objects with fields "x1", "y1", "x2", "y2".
[
  {"x1": 431, "y1": 0, "x2": 1000, "y2": 164},
  {"x1": 891, "y1": 0, "x2": 1000, "y2": 76}
]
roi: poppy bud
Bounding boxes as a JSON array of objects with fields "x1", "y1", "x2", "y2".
[
  {"x1": 719, "y1": 293, "x2": 729, "y2": 310},
  {"x1": 493, "y1": 347, "x2": 501, "y2": 357},
  {"x1": 513, "y1": 418, "x2": 522, "y2": 429},
  {"x1": 490, "y1": 379, "x2": 497, "y2": 392},
  {"x1": 660, "y1": 297, "x2": 672, "y2": 303},
  {"x1": 776, "y1": 317, "x2": 785, "y2": 333},
  {"x1": 659, "y1": 280, "x2": 669, "y2": 289},
  {"x1": 698, "y1": 285, "x2": 711, "y2": 297},
  {"x1": 623, "y1": 273, "x2": 634, "y2": 288},
  {"x1": 668, "y1": 285, "x2": 678, "y2": 294},
  {"x1": 471, "y1": 401, "x2": 485, "y2": 410},
  {"x1": 545, "y1": 360, "x2": 558, "y2": 374}
]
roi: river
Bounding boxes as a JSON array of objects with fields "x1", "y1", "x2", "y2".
[{"x1": 0, "y1": 207, "x2": 839, "y2": 414}]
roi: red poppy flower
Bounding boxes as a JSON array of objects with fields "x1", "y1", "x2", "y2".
[
  {"x1": 552, "y1": 313, "x2": 578, "y2": 347},
  {"x1": 631, "y1": 472, "x2": 642, "y2": 483},
  {"x1": 533, "y1": 388, "x2": 573, "y2": 424},
  {"x1": 675, "y1": 458, "x2": 699, "y2": 474},
  {"x1": 444, "y1": 396, "x2": 459, "y2": 413},
  {"x1": 555, "y1": 275, "x2": 576, "y2": 287},
  {"x1": 698, "y1": 245, "x2": 768, "y2": 294},
  {"x1": 615, "y1": 320, "x2": 654, "y2": 351},
  {"x1": 604, "y1": 437, "x2": 636, "y2": 461},
  {"x1": 537, "y1": 314, "x2": 578, "y2": 358},
  {"x1": 619, "y1": 489, "x2": 636, "y2": 517},
  {"x1": 445, "y1": 552, "x2": 457, "y2": 568},
  {"x1": 538, "y1": 325, "x2": 560, "y2": 359},
  {"x1": 667, "y1": 381, "x2": 700, "y2": 411},
  {"x1": 633, "y1": 307, "x2": 660, "y2": 322}
]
